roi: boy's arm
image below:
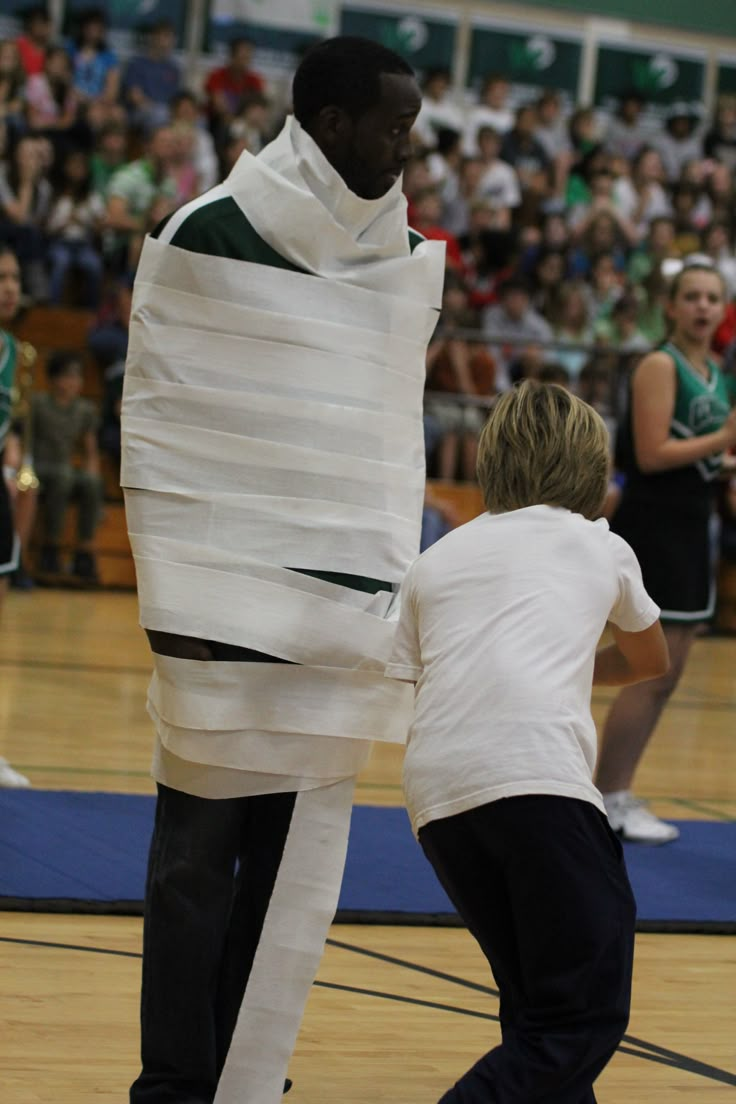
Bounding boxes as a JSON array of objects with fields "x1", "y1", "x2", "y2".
[
  {"x1": 593, "y1": 621, "x2": 669, "y2": 686},
  {"x1": 384, "y1": 572, "x2": 422, "y2": 684}
]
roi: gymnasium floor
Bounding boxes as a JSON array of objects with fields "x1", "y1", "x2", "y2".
[{"x1": 0, "y1": 590, "x2": 734, "y2": 1103}]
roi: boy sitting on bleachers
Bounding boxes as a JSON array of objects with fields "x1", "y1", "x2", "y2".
[{"x1": 32, "y1": 349, "x2": 103, "y2": 582}]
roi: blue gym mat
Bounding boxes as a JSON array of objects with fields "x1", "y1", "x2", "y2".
[{"x1": 0, "y1": 790, "x2": 734, "y2": 932}]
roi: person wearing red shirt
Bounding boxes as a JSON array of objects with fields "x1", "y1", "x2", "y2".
[
  {"x1": 411, "y1": 185, "x2": 463, "y2": 270},
  {"x1": 205, "y1": 37, "x2": 264, "y2": 140},
  {"x1": 15, "y1": 6, "x2": 52, "y2": 78}
]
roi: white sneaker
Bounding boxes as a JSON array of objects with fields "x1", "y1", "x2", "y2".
[
  {"x1": 603, "y1": 790, "x2": 679, "y2": 845},
  {"x1": 0, "y1": 757, "x2": 30, "y2": 788}
]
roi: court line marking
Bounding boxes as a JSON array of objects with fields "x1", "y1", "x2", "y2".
[
  {"x1": 6, "y1": 764, "x2": 154, "y2": 779},
  {"x1": 324, "y1": 938, "x2": 736, "y2": 1087},
  {"x1": 319, "y1": 983, "x2": 736, "y2": 1088},
  {"x1": 0, "y1": 658, "x2": 151, "y2": 676},
  {"x1": 1, "y1": 935, "x2": 734, "y2": 1088},
  {"x1": 669, "y1": 797, "x2": 736, "y2": 822}
]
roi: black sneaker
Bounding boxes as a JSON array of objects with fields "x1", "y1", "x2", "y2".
[
  {"x1": 39, "y1": 544, "x2": 61, "y2": 574},
  {"x1": 72, "y1": 550, "x2": 99, "y2": 583},
  {"x1": 10, "y1": 564, "x2": 35, "y2": 590}
]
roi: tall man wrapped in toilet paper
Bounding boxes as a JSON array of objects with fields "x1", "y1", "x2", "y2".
[{"x1": 121, "y1": 35, "x2": 445, "y2": 1104}]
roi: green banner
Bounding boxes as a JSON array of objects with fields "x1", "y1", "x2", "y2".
[
  {"x1": 65, "y1": 0, "x2": 188, "y2": 45},
  {"x1": 339, "y1": 6, "x2": 457, "y2": 73},
  {"x1": 207, "y1": 19, "x2": 324, "y2": 53},
  {"x1": 489, "y1": 0, "x2": 734, "y2": 38},
  {"x1": 718, "y1": 61, "x2": 736, "y2": 95},
  {"x1": 595, "y1": 44, "x2": 705, "y2": 106},
  {"x1": 468, "y1": 25, "x2": 581, "y2": 97}
]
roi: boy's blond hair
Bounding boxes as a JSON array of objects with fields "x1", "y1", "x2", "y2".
[{"x1": 477, "y1": 380, "x2": 609, "y2": 520}]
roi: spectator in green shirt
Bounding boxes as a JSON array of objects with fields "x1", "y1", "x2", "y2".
[
  {"x1": 103, "y1": 125, "x2": 179, "y2": 274},
  {"x1": 89, "y1": 121, "x2": 128, "y2": 199}
]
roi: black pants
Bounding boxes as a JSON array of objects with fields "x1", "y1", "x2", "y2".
[
  {"x1": 129, "y1": 783, "x2": 297, "y2": 1104},
  {"x1": 419, "y1": 796, "x2": 636, "y2": 1104}
]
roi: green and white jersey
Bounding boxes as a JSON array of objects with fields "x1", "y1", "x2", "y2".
[
  {"x1": 149, "y1": 188, "x2": 425, "y2": 596},
  {"x1": 0, "y1": 328, "x2": 17, "y2": 453},
  {"x1": 122, "y1": 115, "x2": 446, "y2": 789},
  {"x1": 153, "y1": 189, "x2": 425, "y2": 269},
  {"x1": 663, "y1": 341, "x2": 731, "y2": 482}
]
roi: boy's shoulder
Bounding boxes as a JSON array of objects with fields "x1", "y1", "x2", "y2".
[{"x1": 417, "y1": 513, "x2": 488, "y2": 561}]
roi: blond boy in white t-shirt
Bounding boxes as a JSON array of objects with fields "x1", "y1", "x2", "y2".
[{"x1": 386, "y1": 380, "x2": 669, "y2": 1104}]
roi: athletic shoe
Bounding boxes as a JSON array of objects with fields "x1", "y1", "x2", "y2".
[
  {"x1": 39, "y1": 544, "x2": 61, "y2": 574},
  {"x1": 0, "y1": 757, "x2": 30, "y2": 788},
  {"x1": 603, "y1": 790, "x2": 679, "y2": 844},
  {"x1": 72, "y1": 550, "x2": 99, "y2": 584}
]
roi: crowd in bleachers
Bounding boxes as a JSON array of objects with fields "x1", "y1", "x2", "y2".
[
  {"x1": 3, "y1": 7, "x2": 736, "y2": 569},
  {"x1": 412, "y1": 71, "x2": 736, "y2": 473}
]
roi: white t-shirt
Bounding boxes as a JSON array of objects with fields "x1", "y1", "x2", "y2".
[
  {"x1": 414, "y1": 96, "x2": 466, "y2": 149},
  {"x1": 477, "y1": 159, "x2": 521, "y2": 209},
  {"x1": 463, "y1": 105, "x2": 514, "y2": 154},
  {"x1": 385, "y1": 506, "x2": 659, "y2": 835}
]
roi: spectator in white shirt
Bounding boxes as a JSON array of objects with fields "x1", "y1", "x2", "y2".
[
  {"x1": 534, "y1": 88, "x2": 574, "y2": 201},
  {"x1": 414, "y1": 67, "x2": 464, "y2": 151},
  {"x1": 613, "y1": 146, "x2": 672, "y2": 241},
  {"x1": 655, "y1": 103, "x2": 703, "y2": 183},
  {"x1": 475, "y1": 125, "x2": 521, "y2": 227},
  {"x1": 463, "y1": 73, "x2": 513, "y2": 155}
]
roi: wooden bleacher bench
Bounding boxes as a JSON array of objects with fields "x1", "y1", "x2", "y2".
[
  {"x1": 427, "y1": 479, "x2": 484, "y2": 527},
  {"x1": 13, "y1": 305, "x2": 99, "y2": 400},
  {"x1": 716, "y1": 560, "x2": 736, "y2": 634}
]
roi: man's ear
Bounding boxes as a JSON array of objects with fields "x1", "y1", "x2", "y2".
[{"x1": 310, "y1": 105, "x2": 352, "y2": 152}]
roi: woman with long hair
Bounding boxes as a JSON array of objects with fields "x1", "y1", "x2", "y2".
[
  {"x1": 69, "y1": 7, "x2": 119, "y2": 107},
  {"x1": 46, "y1": 146, "x2": 105, "y2": 307},
  {"x1": 596, "y1": 260, "x2": 736, "y2": 841},
  {"x1": 0, "y1": 134, "x2": 52, "y2": 299},
  {"x1": 25, "y1": 45, "x2": 79, "y2": 133}
]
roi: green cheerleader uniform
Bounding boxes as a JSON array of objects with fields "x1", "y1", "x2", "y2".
[{"x1": 612, "y1": 341, "x2": 731, "y2": 621}]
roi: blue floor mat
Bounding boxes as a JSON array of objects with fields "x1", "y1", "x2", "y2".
[{"x1": 0, "y1": 791, "x2": 733, "y2": 932}]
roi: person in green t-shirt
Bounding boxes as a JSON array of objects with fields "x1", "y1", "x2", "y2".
[
  {"x1": 597, "y1": 260, "x2": 736, "y2": 843},
  {"x1": 0, "y1": 245, "x2": 31, "y2": 788},
  {"x1": 103, "y1": 125, "x2": 179, "y2": 273},
  {"x1": 89, "y1": 121, "x2": 128, "y2": 200},
  {"x1": 31, "y1": 349, "x2": 103, "y2": 582}
]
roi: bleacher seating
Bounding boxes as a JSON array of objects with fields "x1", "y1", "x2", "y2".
[{"x1": 13, "y1": 305, "x2": 99, "y2": 399}]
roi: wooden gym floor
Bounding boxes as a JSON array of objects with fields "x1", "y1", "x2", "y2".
[{"x1": 0, "y1": 590, "x2": 734, "y2": 1103}]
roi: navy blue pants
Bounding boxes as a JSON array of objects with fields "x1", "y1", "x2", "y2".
[{"x1": 419, "y1": 796, "x2": 636, "y2": 1103}]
